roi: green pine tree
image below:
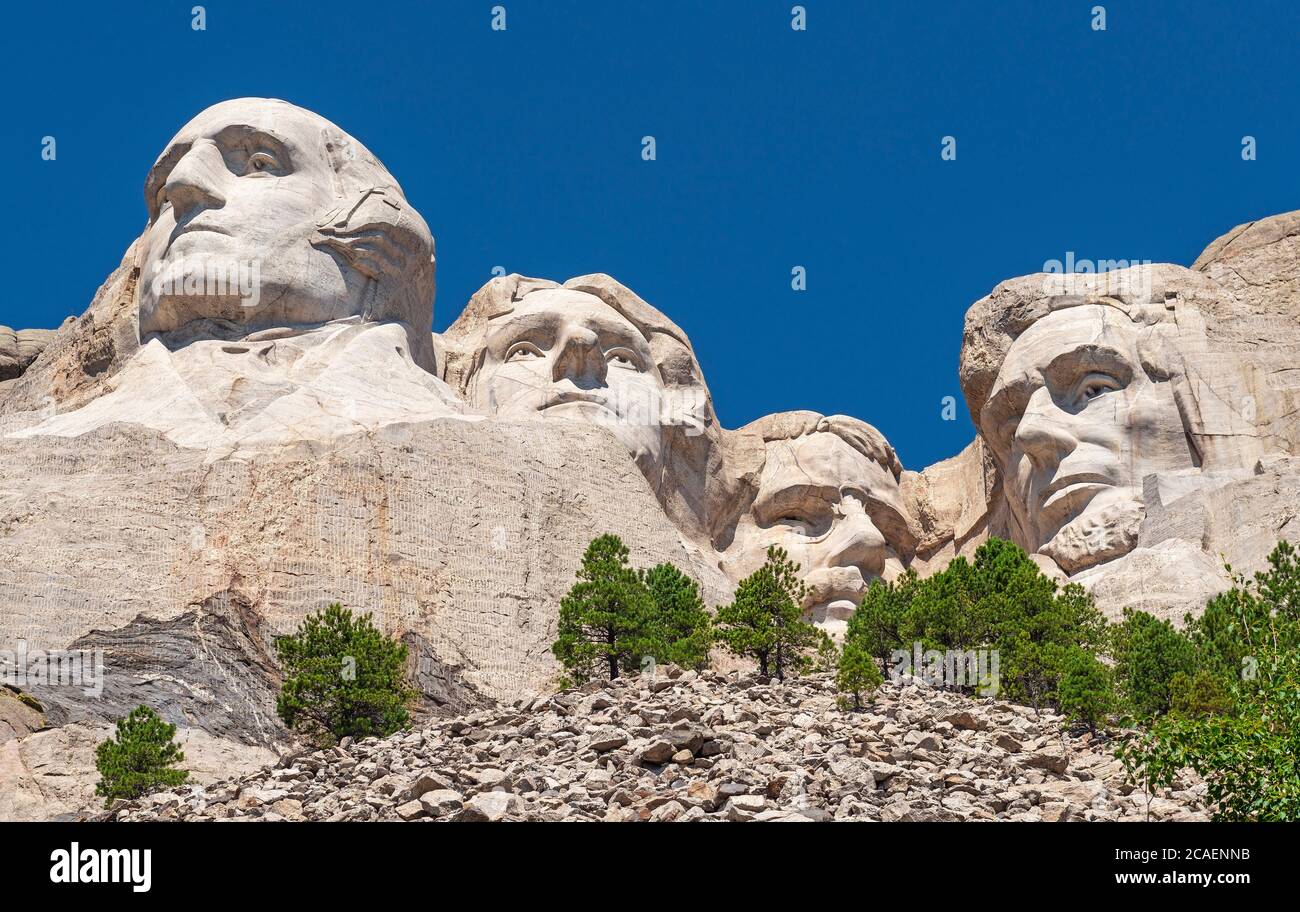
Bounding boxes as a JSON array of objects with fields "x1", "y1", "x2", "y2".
[
  {"x1": 1057, "y1": 648, "x2": 1115, "y2": 733},
  {"x1": 1113, "y1": 608, "x2": 1197, "y2": 719},
  {"x1": 552, "y1": 534, "x2": 658, "y2": 683},
  {"x1": 851, "y1": 573, "x2": 915, "y2": 663},
  {"x1": 714, "y1": 545, "x2": 819, "y2": 681},
  {"x1": 1121, "y1": 541, "x2": 1300, "y2": 820},
  {"x1": 1169, "y1": 670, "x2": 1234, "y2": 719},
  {"x1": 275, "y1": 603, "x2": 415, "y2": 746},
  {"x1": 835, "y1": 632, "x2": 883, "y2": 712},
  {"x1": 641, "y1": 562, "x2": 714, "y2": 670},
  {"x1": 94, "y1": 705, "x2": 189, "y2": 807}
]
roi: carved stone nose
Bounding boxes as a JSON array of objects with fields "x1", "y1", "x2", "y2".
[
  {"x1": 163, "y1": 140, "x2": 227, "y2": 220},
  {"x1": 824, "y1": 499, "x2": 887, "y2": 576},
  {"x1": 1015, "y1": 388, "x2": 1077, "y2": 469},
  {"x1": 551, "y1": 328, "x2": 606, "y2": 386}
]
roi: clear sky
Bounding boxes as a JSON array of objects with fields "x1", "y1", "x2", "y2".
[{"x1": 4, "y1": 0, "x2": 1298, "y2": 469}]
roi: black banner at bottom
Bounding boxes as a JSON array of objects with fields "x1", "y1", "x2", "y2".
[{"x1": 5, "y1": 821, "x2": 1279, "y2": 899}]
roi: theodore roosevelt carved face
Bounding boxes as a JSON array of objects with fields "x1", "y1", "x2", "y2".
[{"x1": 722, "y1": 413, "x2": 914, "y2": 632}]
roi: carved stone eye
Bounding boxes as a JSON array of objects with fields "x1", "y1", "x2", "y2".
[
  {"x1": 506, "y1": 343, "x2": 543, "y2": 362},
  {"x1": 606, "y1": 348, "x2": 641, "y2": 370},
  {"x1": 248, "y1": 152, "x2": 278, "y2": 174},
  {"x1": 1081, "y1": 378, "x2": 1117, "y2": 401}
]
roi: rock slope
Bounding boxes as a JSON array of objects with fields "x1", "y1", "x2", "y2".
[{"x1": 107, "y1": 669, "x2": 1207, "y2": 823}]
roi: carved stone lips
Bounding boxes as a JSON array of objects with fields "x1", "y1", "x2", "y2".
[
  {"x1": 804, "y1": 565, "x2": 868, "y2": 606},
  {"x1": 540, "y1": 390, "x2": 617, "y2": 417},
  {"x1": 166, "y1": 220, "x2": 231, "y2": 251},
  {"x1": 1038, "y1": 472, "x2": 1113, "y2": 514}
]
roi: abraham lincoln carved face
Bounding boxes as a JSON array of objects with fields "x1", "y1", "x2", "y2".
[{"x1": 979, "y1": 303, "x2": 1199, "y2": 573}]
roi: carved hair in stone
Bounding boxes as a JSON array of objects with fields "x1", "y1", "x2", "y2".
[
  {"x1": 719, "y1": 411, "x2": 917, "y2": 634},
  {"x1": 138, "y1": 97, "x2": 437, "y2": 371},
  {"x1": 959, "y1": 264, "x2": 1272, "y2": 576}
]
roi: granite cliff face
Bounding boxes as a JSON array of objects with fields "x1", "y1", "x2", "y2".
[{"x1": 1, "y1": 98, "x2": 1297, "y2": 820}]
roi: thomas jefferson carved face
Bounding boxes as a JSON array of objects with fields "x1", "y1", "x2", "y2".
[
  {"x1": 723, "y1": 419, "x2": 912, "y2": 631},
  {"x1": 982, "y1": 304, "x2": 1198, "y2": 573},
  {"x1": 138, "y1": 98, "x2": 433, "y2": 350},
  {"x1": 470, "y1": 288, "x2": 669, "y2": 473}
]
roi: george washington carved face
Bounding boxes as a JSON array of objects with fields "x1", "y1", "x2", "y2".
[{"x1": 138, "y1": 98, "x2": 436, "y2": 368}]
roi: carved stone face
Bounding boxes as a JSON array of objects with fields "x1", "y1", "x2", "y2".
[
  {"x1": 723, "y1": 430, "x2": 910, "y2": 629},
  {"x1": 139, "y1": 99, "x2": 370, "y2": 336},
  {"x1": 982, "y1": 304, "x2": 1198, "y2": 573},
  {"x1": 471, "y1": 288, "x2": 668, "y2": 472}
]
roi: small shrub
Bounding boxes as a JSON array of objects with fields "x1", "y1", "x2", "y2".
[
  {"x1": 94, "y1": 705, "x2": 188, "y2": 807},
  {"x1": 835, "y1": 636, "x2": 883, "y2": 712},
  {"x1": 1113, "y1": 608, "x2": 1197, "y2": 719},
  {"x1": 1169, "y1": 670, "x2": 1234, "y2": 718}
]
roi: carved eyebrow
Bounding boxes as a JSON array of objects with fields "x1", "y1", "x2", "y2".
[
  {"x1": 754, "y1": 483, "x2": 836, "y2": 520},
  {"x1": 486, "y1": 309, "x2": 653, "y2": 359},
  {"x1": 210, "y1": 124, "x2": 292, "y2": 160},
  {"x1": 982, "y1": 342, "x2": 1135, "y2": 431},
  {"x1": 485, "y1": 312, "x2": 560, "y2": 351},
  {"x1": 578, "y1": 311, "x2": 652, "y2": 353},
  {"x1": 1040, "y1": 344, "x2": 1133, "y2": 391}
]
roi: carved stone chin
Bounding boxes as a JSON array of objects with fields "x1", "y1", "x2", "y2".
[{"x1": 1037, "y1": 493, "x2": 1144, "y2": 576}]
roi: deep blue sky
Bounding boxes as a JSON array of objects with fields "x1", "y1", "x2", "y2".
[{"x1": 5, "y1": 1, "x2": 1298, "y2": 469}]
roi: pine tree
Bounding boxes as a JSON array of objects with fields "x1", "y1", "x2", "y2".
[
  {"x1": 836, "y1": 633, "x2": 883, "y2": 712},
  {"x1": 1121, "y1": 541, "x2": 1300, "y2": 820},
  {"x1": 641, "y1": 562, "x2": 714, "y2": 670},
  {"x1": 1169, "y1": 670, "x2": 1234, "y2": 718},
  {"x1": 552, "y1": 534, "x2": 657, "y2": 683},
  {"x1": 852, "y1": 573, "x2": 915, "y2": 662},
  {"x1": 1057, "y1": 648, "x2": 1115, "y2": 733},
  {"x1": 1113, "y1": 608, "x2": 1197, "y2": 719},
  {"x1": 714, "y1": 545, "x2": 819, "y2": 681},
  {"x1": 94, "y1": 705, "x2": 189, "y2": 807},
  {"x1": 275, "y1": 603, "x2": 415, "y2": 746}
]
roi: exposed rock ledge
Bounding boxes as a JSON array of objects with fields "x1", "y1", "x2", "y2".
[{"x1": 105, "y1": 669, "x2": 1206, "y2": 823}]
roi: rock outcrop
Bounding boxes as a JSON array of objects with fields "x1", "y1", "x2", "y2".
[
  {"x1": 0, "y1": 326, "x2": 57, "y2": 382},
  {"x1": 104, "y1": 669, "x2": 1207, "y2": 823},
  {"x1": 1, "y1": 720, "x2": 276, "y2": 822}
]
